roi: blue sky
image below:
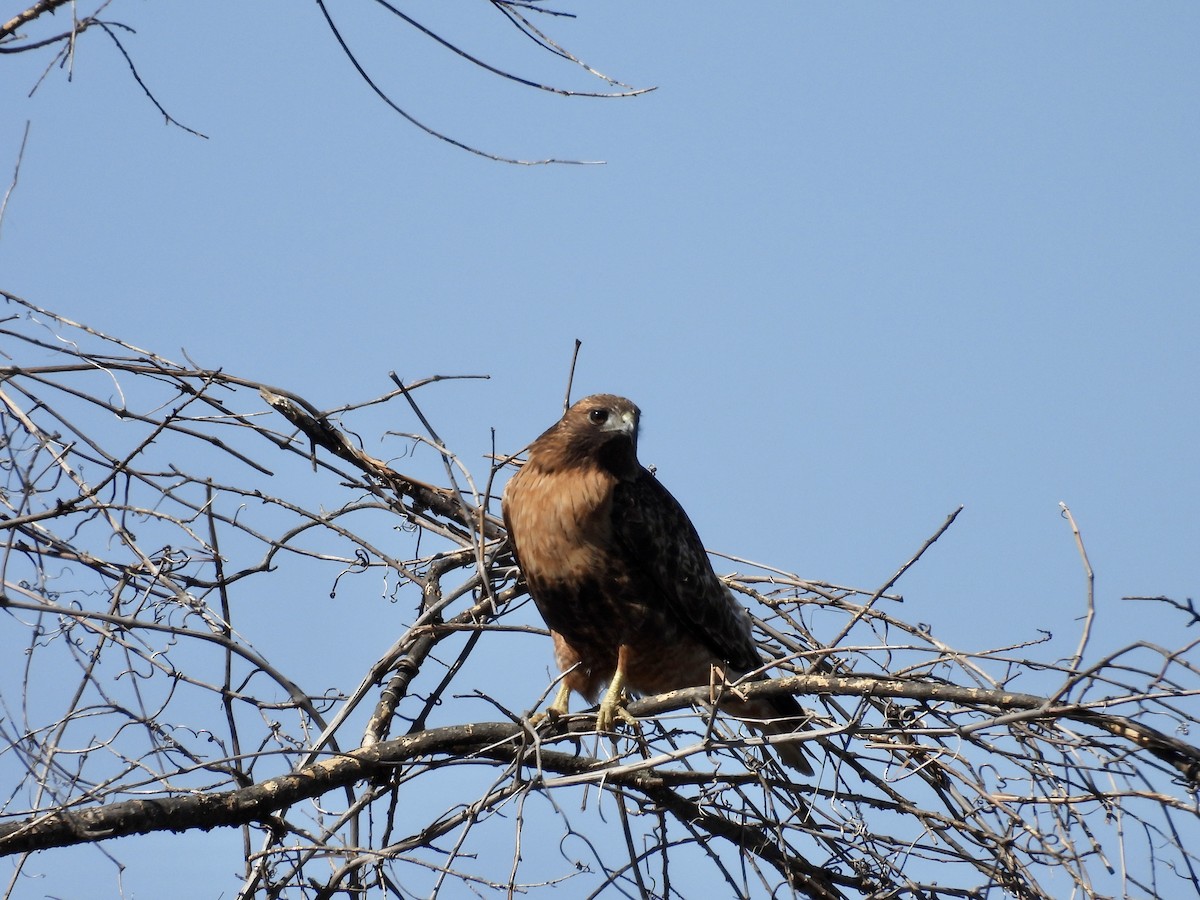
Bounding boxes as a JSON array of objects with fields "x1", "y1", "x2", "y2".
[{"x1": 2, "y1": 2, "x2": 1198, "y2": 896}]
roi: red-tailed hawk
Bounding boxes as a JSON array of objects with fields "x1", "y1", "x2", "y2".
[{"x1": 502, "y1": 393, "x2": 813, "y2": 774}]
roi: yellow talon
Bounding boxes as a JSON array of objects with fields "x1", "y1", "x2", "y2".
[
  {"x1": 530, "y1": 682, "x2": 572, "y2": 727},
  {"x1": 595, "y1": 652, "x2": 638, "y2": 732}
]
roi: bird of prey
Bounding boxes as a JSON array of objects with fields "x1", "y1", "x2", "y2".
[{"x1": 502, "y1": 393, "x2": 812, "y2": 773}]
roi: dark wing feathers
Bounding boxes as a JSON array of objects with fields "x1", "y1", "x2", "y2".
[{"x1": 609, "y1": 468, "x2": 763, "y2": 674}]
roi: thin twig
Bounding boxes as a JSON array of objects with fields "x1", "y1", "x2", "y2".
[
  {"x1": 0, "y1": 121, "x2": 31, "y2": 241},
  {"x1": 313, "y1": 0, "x2": 603, "y2": 165},
  {"x1": 563, "y1": 339, "x2": 583, "y2": 412},
  {"x1": 825, "y1": 505, "x2": 963, "y2": 650},
  {"x1": 1061, "y1": 501, "x2": 1096, "y2": 672}
]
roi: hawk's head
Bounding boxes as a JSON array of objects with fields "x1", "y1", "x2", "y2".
[{"x1": 531, "y1": 394, "x2": 641, "y2": 476}]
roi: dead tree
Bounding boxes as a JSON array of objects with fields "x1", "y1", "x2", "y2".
[{"x1": 1, "y1": 291, "x2": 1198, "y2": 899}]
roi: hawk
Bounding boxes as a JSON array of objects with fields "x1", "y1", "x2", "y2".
[{"x1": 502, "y1": 393, "x2": 813, "y2": 773}]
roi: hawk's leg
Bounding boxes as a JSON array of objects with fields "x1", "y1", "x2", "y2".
[
  {"x1": 530, "y1": 682, "x2": 572, "y2": 726},
  {"x1": 596, "y1": 645, "x2": 639, "y2": 732}
]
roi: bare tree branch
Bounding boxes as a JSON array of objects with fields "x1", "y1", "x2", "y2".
[
  {"x1": 4, "y1": 3, "x2": 651, "y2": 160},
  {"x1": 2, "y1": 292, "x2": 1198, "y2": 898},
  {"x1": 0, "y1": 0, "x2": 75, "y2": 43}
]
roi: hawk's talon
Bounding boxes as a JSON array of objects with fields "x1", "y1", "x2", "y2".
[
  {"x1": 595, "y1": 689, "x2": 637, "y2": 733},
  {"x1": 530, "y1": 682, "x2": 572, "y2": 728},
  {"x1": 594, "y1": 644, "x2": 637, "y2": 733}
]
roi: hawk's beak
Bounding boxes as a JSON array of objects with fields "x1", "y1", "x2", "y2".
[
  {"x1": 617, "y1": 409, "x2": 638, "y2": 450},
  {"x1": 601, "y1": 409, "x2": 639, "y2": 446}
]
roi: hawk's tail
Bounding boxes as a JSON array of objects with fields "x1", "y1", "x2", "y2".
[
  {"x1": 741, "y1": 694, "x2": 815, "y2": 776},
  {"x1": 757, "y1": 717, "x2": 815, "y2": 775}
]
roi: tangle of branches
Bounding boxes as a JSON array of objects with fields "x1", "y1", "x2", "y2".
[{"x1": 1, "y1": 291, "x2": 1198, "y2": 899}]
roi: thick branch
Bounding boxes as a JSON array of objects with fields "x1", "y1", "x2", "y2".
[
  {"x1": 12, "y1": 667, "x2": 1195, "y2": 857},
  {"x1": 0, "y1": 723, "x2": 510, "y2": 856},
  {"x1": 0, "y1": 720, "x2": 846, "y2": 898},
  {"x1": 630, "y1": 673, "x2": 1200, "y2": 784},
  {"x1": 260, "y1": 387, "x2": 503, "y2": 539}
]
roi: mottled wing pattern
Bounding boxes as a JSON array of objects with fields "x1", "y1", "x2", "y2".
[{"x1": 609, "y1": 467, "x2": 762, "y2": 674}]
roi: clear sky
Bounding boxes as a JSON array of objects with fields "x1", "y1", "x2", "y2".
[{"x1": 2, "y1": 2, "x2": 1198, "y2": 897}]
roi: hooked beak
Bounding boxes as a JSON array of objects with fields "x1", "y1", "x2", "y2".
[{"x1": 602, "y1": 408, "x2": 639, "y2": 448}]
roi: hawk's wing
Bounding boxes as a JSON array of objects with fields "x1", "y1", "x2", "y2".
[{"x1": 609, "y1": 467, "x2": 763, "y2": 674}]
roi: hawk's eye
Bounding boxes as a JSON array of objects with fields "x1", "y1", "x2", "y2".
[{"x1": 588, "y1": 408, "x2": 609, "y2": 425}]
